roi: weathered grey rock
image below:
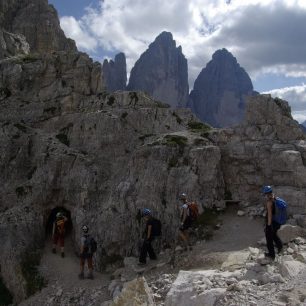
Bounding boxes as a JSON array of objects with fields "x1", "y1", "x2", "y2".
[
  {"x1": 110, "y1": 277, "x2": 155, "y2": 306},
  {"x1": 127, "y1": 31, "x2": 189, "y2": 108},
  {"x1": 221, "y1": 250, "x2": 250, "y2": 271},
  {"x1": 278, "y1": 259, "x2": 306, "y2": 278},
  {"x1": 188, "y1": 48, "x2": 257, "y2": 127},
  {"x1": 0, "y1": 0, "x2": 76, "y2": 54},
  {"x1": 0, "y1": 29, "x2": 30, "y2": 59},
  {"x1": 278, "y1": 225, "x2": 306, "y2": 244},
  {"x1": 102, "y1": 52, "x2": 127, "y2": 92}
]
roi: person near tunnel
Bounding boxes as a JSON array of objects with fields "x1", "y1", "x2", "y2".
[{"x1": 52, "y1": 211, "x2": 68, "y2": 257}]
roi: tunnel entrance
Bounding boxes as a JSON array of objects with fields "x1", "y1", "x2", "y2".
[{"x1": 45, "y1": 206, "x2": 73, "y2": 238}]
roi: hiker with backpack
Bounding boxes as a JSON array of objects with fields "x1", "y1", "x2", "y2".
[
  {"x1": 79, "y1": 225, "x2": 97, "y2": 279},
  {"x1": 138, "y1": 208, "x2": 160, "y2": 266},
  {"x1": 178, "y1": 193, "x2": 199, "y2": 251},
  {"x1": 52, "y1": 211, "x2": 68, "y2": 257},
  {"x1": 262, "y1": 185, "x2": 286, "y2": 260}
]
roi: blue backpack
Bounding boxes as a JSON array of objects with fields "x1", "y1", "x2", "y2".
[{"x1": 273, "y1": 197, "x2": 287, "y2": 225}]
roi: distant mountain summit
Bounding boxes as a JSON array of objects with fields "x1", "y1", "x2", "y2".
[
  {"x1": 127, "y1": 31, "x2": 189, "y2": 108},
  {"x1": 102, "y1": 52, "x2": 127, "y2": 92},
  {"x1": 188, "y1": 48, "x2": 256, "y2": 127}
]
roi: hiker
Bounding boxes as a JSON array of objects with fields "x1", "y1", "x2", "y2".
[
  {"x1": 79, "y1": 225, "x2": 97, "y2": 279},
  {"x1": 178, "y1": 193, "x2": 194, "y2": 250},
  {"x1": 52, "y1": 211, "x2": 68, "y2": 257},
  {"x1": 138, "y1": 208, "x2": 158, "y2": 265},
  {"x1": 262, "y1": 185, "x2": 284, "y2": 260}
]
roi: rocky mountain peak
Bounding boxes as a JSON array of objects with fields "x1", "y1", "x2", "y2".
[
  {"x1": 189, "y1": 48, "x2": 256, "y2": 128},
  {"x1": 102, "y1": 52, "x2": 127, "y2": 92},
  {"x1": 127, "y1": 31, "x2": 189, "y2": 108}
]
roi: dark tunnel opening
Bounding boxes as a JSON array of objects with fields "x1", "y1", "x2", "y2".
[{"x1": 45, "y1": 206, "x2": 73, "y2": 238}]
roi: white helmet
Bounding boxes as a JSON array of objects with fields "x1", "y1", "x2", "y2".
[
  {"x1": 82, "y1": 225, "x2": 89, "y2": 233},
  {"x1": 180, "y1": 193, "x2": 187, "y2": 199}
]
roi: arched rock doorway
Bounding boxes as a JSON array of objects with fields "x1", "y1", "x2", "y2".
[{"x1": 45, "y1": 206, "x2": 73, "y2": 238}]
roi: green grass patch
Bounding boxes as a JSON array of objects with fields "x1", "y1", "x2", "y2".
[
  {"x1": 168, "y1": 156, "x2": 178, "y2": 169},
  {"x1": 187, "y1": 121, "x2": 211, "y2": 134},
  {"x1": 0, "y1": 277, "x2": 13, "y2": 306},
  {"x1": 163, "y1": 135, "x2": 188, "y2": 147},
  {"x1": 21, "y1": 251, "x2": 46, "y2": 297}
]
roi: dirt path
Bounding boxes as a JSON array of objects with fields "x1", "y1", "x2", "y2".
[
  {"x1": 19, "y1": 237, "x2": 111, "y2": 306},
  {"x1": 19, "y1": 206, "x2": 266, "y2": 305}
]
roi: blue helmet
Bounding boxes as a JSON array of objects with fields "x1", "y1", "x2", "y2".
[
  {"x1": 262, "y1": 185, "x2": 273, "y2": 194},
  {"x1": 142, "y1": 208, "x2": 151, "y2": 216}
]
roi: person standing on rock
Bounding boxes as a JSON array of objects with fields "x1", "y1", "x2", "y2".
[
  {"x1": 262, "y1": 186, "x2": 284, "y2": 260},
  {"x1": 79, "y1": 225, "x2": 96, "y2": 279},
  {"x1": 138, "y1": 208, "x2": 158, "y2": 265},
  {"x1": 52, "y1": 211, "x2": 68, "y2": 257},
  {"x1": 178, "y1": 193, "x2": 193, "y2": 251}
]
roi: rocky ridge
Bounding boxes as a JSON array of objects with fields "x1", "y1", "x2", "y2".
[
  {"x1": 189, "y1": 48, "x2": 257, "y2": 127},
  {"x1": 102, "y1": 52, "x2": 127, "y2": 92},
  {"x1": 127, "y1": 31, "x2": 189, "y2": 108}
]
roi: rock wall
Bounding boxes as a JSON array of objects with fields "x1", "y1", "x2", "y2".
[{"x1": 0, "y1": 0, "x2": 76, "y2": 55}]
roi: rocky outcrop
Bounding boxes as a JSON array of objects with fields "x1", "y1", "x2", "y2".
[
  {"x1": 0, "y1": 29, "x2": 30, "y2": 58},
  {"x1": 127, "y1": 31, "x2": 189, "y2": 108},
  {"x1": 0, "y1": 0, "x2": 76, "y2": 55},
  {"x1": 188, "y1": 48, "x2": 256, "y2": 127},
  {"x1": 211, "y1": 94, "x2": 306, "y2": 214},
  {"x1": 102, "y1": 52, "x2": 127, "y2": 92}
]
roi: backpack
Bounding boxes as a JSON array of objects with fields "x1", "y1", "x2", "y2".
[
  {"x1": 273, "y1": 197, "x2": 287, "y2": 225},
  {"x1": 55, "y1": 218, "x2": 65, "y2": 235},
  {"x1": 188, "y1": 201, "x2": 199, "y2": 221},
  {"x1": 151, "y1": 218, "x2": 162, "y2": 237},
  {"x1": 84, "y1": 236, "x2": 97, "y2": 254}
]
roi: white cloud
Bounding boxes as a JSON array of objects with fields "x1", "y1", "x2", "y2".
[
  {"x1": 58, "y1": 0, "x2": 306, "y2": 117},
  {"x1": 60, "y1": 16, "x2": 98, "y2": 52},
  {"x1": 265, "y1": 84, "x2": 306, "y2": 122}
]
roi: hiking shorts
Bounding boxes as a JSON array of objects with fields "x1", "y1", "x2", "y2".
[
  {"x1": 53, "y1": 233, "x2": 65, "y2": 247},
  {"x1": 179, "y1": 217, "x2": 192, "y2": 231},
  {"x1": 80, "y1": 255, "x2": 93, "y2": 269}
]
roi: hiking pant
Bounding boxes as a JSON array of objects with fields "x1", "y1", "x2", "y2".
[
  {"x1": 139, "y1": 238, "x2": 156, "y2": 263},
  {"x1": 265, "y1": 221, "x2": 283, "y2": 259},
  {"x1": 53, "y1": 233, "x2": 65, "y2": 247},
  {"x1": 80, "y1": 254, "x2": 93, "y2": 269}
]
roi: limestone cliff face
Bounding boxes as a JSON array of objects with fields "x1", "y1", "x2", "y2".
[
  {"x1": 127, "y1": 31, "x2": 189, "y2": 108},
  {"x1": 211, "y1": 94, "x2": 306, "y2": 214},
  {"x1": 0, "y1": 0, "x2": 76, "y2": 55},
  {"x1": 189, "y1": 48, "x2": 256, "y2": 127},
  {"x1": 102, "y1": 52, "x2": 127, "y2": 92}
]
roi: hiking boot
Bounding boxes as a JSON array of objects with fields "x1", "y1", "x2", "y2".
[
  {"x1": 52, "y1": 248, "x2": 56, "y2": 254},
  {"x1": 264, "y1": 252, "x2": 275, "y2": 260},
  {"x1": 61, "y1": 252, "x2": 65, "y2": 258},
  {"x1": 78, "y1": 272, "x2": 84, "y2": 280},
  {"x1": 277, "y1": 247, "x2": 283, "y2": 255},
  {"x1": 87, "y1": 273, "x2": 94, "y2": 280}
]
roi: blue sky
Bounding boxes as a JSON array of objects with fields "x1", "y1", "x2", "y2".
[{"x1": 49, "y1": 0, "x2": 306, "y2": 123}]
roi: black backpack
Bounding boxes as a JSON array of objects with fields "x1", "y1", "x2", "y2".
[
  {"x1": 151, "y1": 218, "x2": 162, "y2": 237},
  {"x1": 84, "y1": 236, "x2": 97, "y2": 253}
]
